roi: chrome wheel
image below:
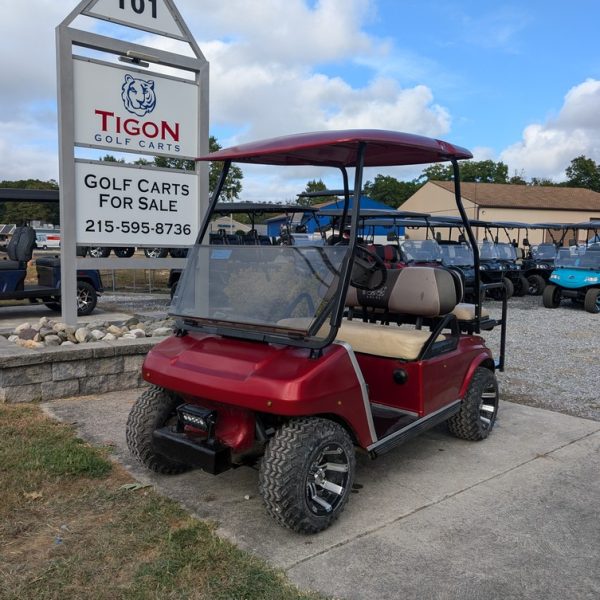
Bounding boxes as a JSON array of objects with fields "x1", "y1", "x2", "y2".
[
  {"x1": 479, "y1": 383, "x2": 499, "y2": 432},
  {"x1": 305, "y1": 444, "x2": 351, "y2": 516}
]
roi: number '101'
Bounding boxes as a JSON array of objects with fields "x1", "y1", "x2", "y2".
[{"x1": 119, "y1": 0, "x2": 157, "y2": 19}]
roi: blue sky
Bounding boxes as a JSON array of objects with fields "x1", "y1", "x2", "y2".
[{"x1": 1, "y1": 0, "x2": 599, "y2": 200}]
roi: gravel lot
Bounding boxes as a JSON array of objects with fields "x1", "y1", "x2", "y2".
[
  {"x1": 97, "y1": 291, "x2": 600, "y2": 422},
  {"x1": 485, "y1": 295, "x2": 600, "y2": 422}
]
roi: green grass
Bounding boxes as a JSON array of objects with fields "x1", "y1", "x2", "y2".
[{"x1": 0, "y1": 404, "x2": 324, "y2": 600}]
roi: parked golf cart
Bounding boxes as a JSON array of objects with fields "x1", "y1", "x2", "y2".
[
  {"x1": 0, "y1": 225, "x2": 103, "y2": 315},
  {"x1": 518, "y1": 223, "x2": 574, "y2": 295},
  {"x1": 543, "y1": 221, "x2": 600, "y2": 313},
  {"x1": 481, "y1": 221, "x2": 530, "y2": 297},
  {"x1": 127, "y1": 130, "x2": 507, "y2": 533}
]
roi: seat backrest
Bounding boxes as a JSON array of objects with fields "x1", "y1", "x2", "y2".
[
  {"x1": 346, "y1": 266, "x2": 458, "y2": 318},
  {"x1": 7, "y1": 226, "x2": 36, "y2": 262}
]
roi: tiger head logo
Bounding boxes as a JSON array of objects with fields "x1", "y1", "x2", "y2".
[{"x1": 121, "y1": 74, "x2": 156, "y2": 117}]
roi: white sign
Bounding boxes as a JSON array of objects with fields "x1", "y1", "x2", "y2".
[
  {"x1": 73, "y1": 58, "x2": 198, "y2": 159},
  {"x1": 84, "y1": 0, "x2": 186, "y2": 40},
  {"x1": 75, "y1": 161, "x2": 198, "y2": 246}
]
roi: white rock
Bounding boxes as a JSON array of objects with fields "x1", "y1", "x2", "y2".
[
  {"x1": 61, "y1": 340, "x2": 75, "y2": 346},
  {"x1": 103, "y1": 333, "x2": 117, "y2": 341},
  {"x1": 129, "y1": 328, "x2": 147, "y2": 338},
  {"x1": 107, "y1": 325, "x2": 122, "y2": 336},
  {"x1": 75, "y1": 327, "x2": 90, "y2": 343},
  {"x1": 8, "y1": 335, "x2": 19, "y2": 342},
  {"x1": 90, "y1": 329, "x2": 105, "y2": 340},
  {"x1": 152, "y1": 327, "x2": 172, "y2": 337},
  {"x1": 14, "y1": 322, "x2": 32, "y2": 333},
  {"x1": 53, "y1": 322, "x2": 68, "y2": 332},
  {"x1": 44, "y1": 335, "x2": 61, "y2": 346}
]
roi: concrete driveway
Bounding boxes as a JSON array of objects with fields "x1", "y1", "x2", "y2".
[{"x1": 44, "y1": 391, "x2": 600, "y2": 600}]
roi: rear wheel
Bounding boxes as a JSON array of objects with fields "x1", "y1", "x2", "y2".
[
  {"x1": 527, "y1": 274, "x2": 546, "y2": 296},
  {"x1": 126, "y1": 386, "x2": 191, "y2": 474},
  {"x1": 502, "y1": 277, "x2": 514, "y2": 299},
  {"x1": 76, "y1": 281, "x2": 97, "y2": 316},
  {"x1": 584, "y1": 288, "x2": 600, "y2": 314},
  {"x1": 447, "y1": 367, "x2": 499, "y2": 441},
  {"x1": 259, "y1": 418, "x2": 355, "y2": 533},
  {"x1": 543, "y1": 284, "x2": 561, "y2": 308},
  {"x1": 144, "y1": 247, "x2": 169, "y2": 258}
]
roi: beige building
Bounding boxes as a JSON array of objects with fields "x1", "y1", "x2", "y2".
[{"x1": 401, "y1": 181, "x2": 600, "y2": 244}]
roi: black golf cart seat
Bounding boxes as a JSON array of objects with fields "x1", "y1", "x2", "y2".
[{"x1": 0, "y1": 225, "x2": 36, "y2": 270}]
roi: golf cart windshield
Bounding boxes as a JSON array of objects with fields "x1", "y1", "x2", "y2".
[
  {"x1": 531, "y1": 243, "x2": 557, "y2": 260},
  {"x1": 556, "y1": 245, "x2": 600, "y2": 270},
  {"x1": 440, "y1": 242, "x2": 474, "y2": 266},
  {"x1": 172, "y1": 245, "x2": 347, "y2": 335},
  {"x1": 172, "y1": 129, "x2": 473, "y2": 347},
  {"x1": 401, "y1": 239, "x2": 443, "y2": 263},
  {"x1": 478, "y1": 240, "x2": 498, "y2": 260},
  {"x1": 495, "y1": 243, "x2": 517, "y2": 261}
]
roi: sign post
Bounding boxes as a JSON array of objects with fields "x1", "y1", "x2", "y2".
[{"x1": 57, "y1": 0, "x2": 208, "y2": 325}]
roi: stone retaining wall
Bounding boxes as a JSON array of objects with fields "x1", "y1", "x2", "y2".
[{"x1": 0, "y1": 337, "x2": 161, "y2": 403}]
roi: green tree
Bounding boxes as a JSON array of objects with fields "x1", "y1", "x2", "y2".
[
  {"x1": 363, "y1": 174, "x2": 421, "y2": 208},
  {"x1": 0, "y1": 179, "x2": 60, "y2": 224},
  {"x1": 150, "y1": 136, "x2": 243, "y2": 201},
  {"x1": 421, "y1": 160, "x2": 509, "y2": 184},
  {"x1": 565, "y1": 155, "x2": 600, "y2": 192},
  {"x1": 298, "y1": 179, "x2": 329, "y2": 206}
]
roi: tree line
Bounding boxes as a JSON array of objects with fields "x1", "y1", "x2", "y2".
[{"x1": 2, "y1": 150, "x2": 600, "y2": 224}]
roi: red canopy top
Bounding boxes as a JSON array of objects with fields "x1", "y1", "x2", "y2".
[{"x1": 197, "y1": 129, "x2": 472, "y2": 167}]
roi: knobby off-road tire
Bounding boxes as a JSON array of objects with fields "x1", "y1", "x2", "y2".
[
  {"x1": 584, "y1": 288, "x2": 600, "y2": 314},
  {"x1": 126, "y1": 385, "x2": 191, "y2": 475},
  {"x1": 259, "y1": 418, "x2": 356, "y2": 534},
  {"x1": 543, "y1": 283, "x2": 561, "y2": 308},
  {"x1": 527, "y1": 274, "x2": 546, "y2": 296},
  {"x1": 447, "y1": 368, "x2": 499, "y2": 441}
]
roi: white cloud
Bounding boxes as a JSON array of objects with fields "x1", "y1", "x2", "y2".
[
  {"x1": 0, "y1": 0, "x2": 450, "y2": 197},
  {"x1": 500, "y1": 79, "x2": 600, "y2": 180}
]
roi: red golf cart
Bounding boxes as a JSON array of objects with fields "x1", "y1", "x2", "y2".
[{"x1": 127, "y1": 130, "x2": 506, "y2": 533}]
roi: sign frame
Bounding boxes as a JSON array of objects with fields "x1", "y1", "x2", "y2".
[{"x1": 57, "y1": 0, "x2": 208, "y2": 324}]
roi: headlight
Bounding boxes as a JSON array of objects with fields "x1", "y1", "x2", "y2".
[
  {"x1": 539, "y1": 264, "x2": 549, "y2": 269},
  {"x1": 479, "y1": 264, "x2": 488, "y2": 271},
  {"x1": 584, "y1": 276, "x2": 599, "y2": 283},
  {"x1": 550, "y1": 274, "x2": 558, "y2": 280}
]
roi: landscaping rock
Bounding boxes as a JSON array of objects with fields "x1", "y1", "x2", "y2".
[{"x1": 75, "y1": 328, "x2": 90, "y2": 343}]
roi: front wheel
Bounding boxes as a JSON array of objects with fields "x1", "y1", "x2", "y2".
[
  {"x1": 584, "y1": 288, "x2": 600, "y2": 314},
  {"x1": 144, "y1": 247, "x2": 169, "y2": 258},
  {"x1": 259, "y1": 418, "x2": 355, "y2": 534},
  {"x1": 527, "y1": 274, "x2": 546, "y2": 296},
  {"x1": 114, "y1": 247, "x2": 135, "y2": 258},
  {"x1": 513, "y1": 275, "x2": 528, "y2": 297},
  {"x1": 126, "y1": 386, "x2": 192, "y2": 474},
  {"x1": 502, "y1": 277, "x2": 514, "y2": 299},
  {"x1": 447, "y1": 367, "x2": 499, "y2": 441},
  {"x1": 543, "y1": 283, "x2": 561, "y2": 308}
]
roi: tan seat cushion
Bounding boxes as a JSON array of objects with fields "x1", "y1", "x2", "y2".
[
  {"x1": 334, "y1": 320, "x2": 441, "y2": 360},
  {"x1": 451, "y1": 303, "x2": 490, "y2": 321}
]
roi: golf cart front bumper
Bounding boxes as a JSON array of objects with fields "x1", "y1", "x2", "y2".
[{"x1": 152, "y1": 427, "x2": 231, "y2": 475}]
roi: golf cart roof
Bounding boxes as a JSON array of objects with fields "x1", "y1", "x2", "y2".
[
  {"x1": 573, "y1": 220, "x2": 600, "y2": 229},
  {"x1": 426, "y1": 215, "x2": 489, "y2": 228},
  {"x1": 197, "y1": 130, "x2": 473, "y2": 167},
  {"x1": 212, "y1": 202, "x2": 315, "y2": 214},
  {"x1": 318, "y1": 208, "x2": 429, "y2": 219}
]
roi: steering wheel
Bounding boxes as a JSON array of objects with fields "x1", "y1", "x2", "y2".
[{"x1": 351, "y1": 245, "x2": 388, "y2": 291}]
